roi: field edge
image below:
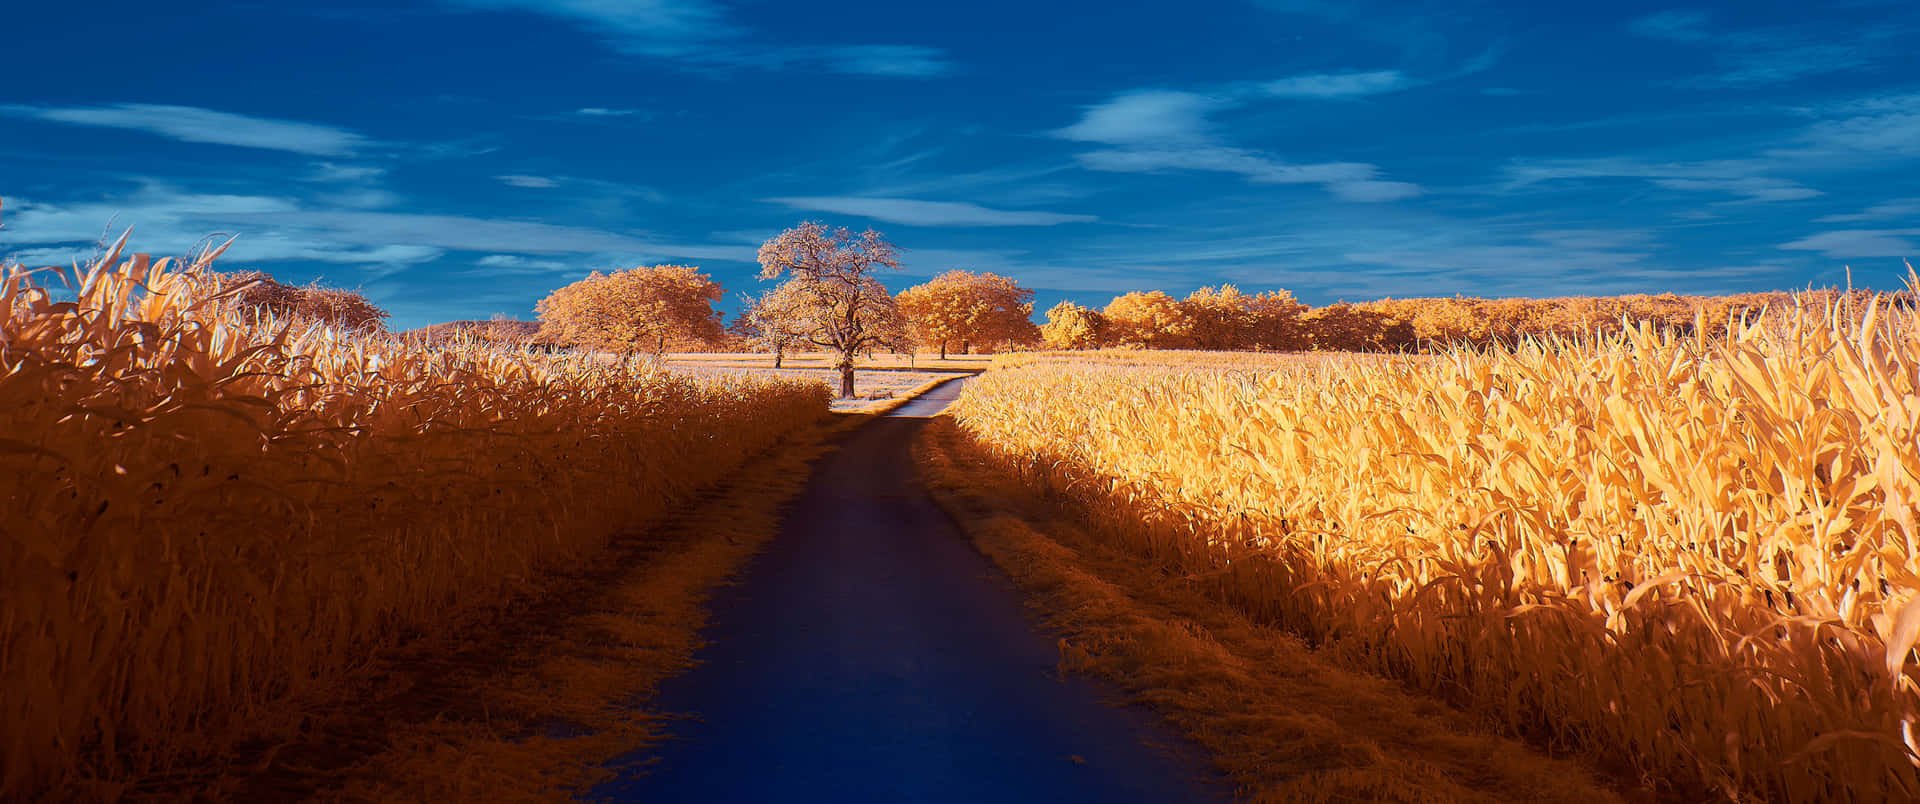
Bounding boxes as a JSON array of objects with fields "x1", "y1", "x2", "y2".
[{"x1": 913, "y1": 416, "x2": 1662, "y2": 804}]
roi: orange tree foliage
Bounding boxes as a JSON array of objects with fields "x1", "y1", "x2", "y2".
[
  {"x1": 1183, "y1": 285, "x2": 1308, "y2": 350},
  {"x1": 1040, "y1": 301, "x2": 1108, "y2": 350},
  {"x1": 534, "y1": 264, "x2": 724, "y2": 354},
  {"x1": 756, "y1": 222, "x2": 908, "y2": 397},
  {"x1": 1299, "y1": 302, "x2": 1414, "y2": 352},
  {"x1": 205, "y1": 270, "x2": 390, "y2": 332},
  {"x1": 896, "y1": 270, "x2": 1040, "y2": 358},
  {"x1": 731, "y1": 281, "x2": 819, "y2": 368},
  {"x1": 1104, "y1": 290, "x2": 1195, "y2": 348}
]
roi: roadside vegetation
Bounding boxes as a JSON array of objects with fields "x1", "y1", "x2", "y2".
[
  {"x1": 944, "y1": 284, "x2": 1920, "y2": 801},
  {"x1": 0, "y1": 237, "x2": 829, "y2": 799},
  {"x1": 917, "y1": 417, "x2": 1632, "y2": 803}
]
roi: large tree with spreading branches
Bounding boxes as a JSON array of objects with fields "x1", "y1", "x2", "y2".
[{"x1": 755, "y1": 222, "x2": 906, "y2": 398}]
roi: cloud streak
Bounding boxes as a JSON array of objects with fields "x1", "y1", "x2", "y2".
[
  {"x1": 1780, "y1": 229, "x2": 1920, "y2": 258},
  {"x1": 498, "y1": 174, "x2": 562, "y2": 188},
  {"x1": 766, "y1": 197, "x2": 1096, "y2": 227},
  {"x1": 0, "y1": 184, "x2": 751, "y2": 274},
  {"x1": 1628, "y1": 9, "x2": 1893, "y2": 88},
  {"x1": 1505, "y1": 157, "x2": 1823, "y2": 203},
  {"x1": 1053, "y1": 89, "x2": 1421, "y2": 202},
  {"x1": 1262, "y1": 70, "x2": 1410, "y2": 99},
  {"x1": 0, "y1": 103, "x2": 373, "y2": 155},
  {"x1": 434, "y1": 0, "x2": 952, "y2": 76}
]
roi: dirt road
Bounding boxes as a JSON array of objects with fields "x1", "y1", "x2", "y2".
[{"x1": 594, "y1": 378, "x2": 1224, "y2": 802}]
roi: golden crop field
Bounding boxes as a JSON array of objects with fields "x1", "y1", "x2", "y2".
[
  {"x1": 0, "y1": 243, "x2": 831, "y2": 798},
  {"x1": 948, "y1": 291, "x2": 1920, "y2": 801}
]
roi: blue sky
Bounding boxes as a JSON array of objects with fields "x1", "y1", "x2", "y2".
[{"x1": 3, "y1": 0, "x2": 1916, "y2": 328}]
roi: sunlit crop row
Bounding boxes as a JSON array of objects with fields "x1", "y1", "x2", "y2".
[
  {"x1": 951, "y1": 293, "x2": 1920, "y2": 801},
  {"x1": 0, "y1": 241, "x2": 831, "y2": 798}
]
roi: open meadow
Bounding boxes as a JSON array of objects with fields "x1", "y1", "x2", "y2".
[{"x1": 663, "y1": 352, "x2": 991, "y2": 413}]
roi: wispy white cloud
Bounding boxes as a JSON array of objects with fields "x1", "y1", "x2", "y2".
[
  {"x1": 575, "y1": 106, "x2": 640, "y2": 117},
  {"x1": 1503, "y1": 89, "x2": 1920, "y2": 206},
  {"x1": 765, "y1": 197, "x2": 1095, "y2": 227},
  {"x1": 490, "y1": 174, "x2": 667, "y2": 204},
  {"x1": 1328, "y1": 180, "x2": 1424, "y2": 202},
  {"x1": 313, "y1": 189, "x2": 405, "y2": 209},
  {"x1": 1073, "y1": 146, "x2": 1375, "y2": 184},
  {"x1": 1054, "y1": 90, "x2": 1223, "y2": 146},
  {"x1": 434, "y1": 0, "x2": 951, "y2": 76},
  {"x1": 0, "y1": 183, "x2": 749, "y2": 276},
  {"x1": 1262, "y1": 70, "x2": 1410, "y2": 99},
  {"x1": 306, "y1": 161, "x2": 388, "y2": 182},
  {"x1": 0, "y1": 103, "x2": 372, "y2": 155},
  {"x1": 476, "y1": 253, "x2": 571, "y2": 272},
  {"x1": 1817, "y1": 198, "x2": 1920, "y2": 223},
  {"x1": 1791, "y1": 94, "x2": 1920, "y2": 158},
  {"x1": 498, "y1": 174, "x2": 562, "y2": 188},
  {"x1": 822, "y1": 45, "x2": 952, "y2": 78},
  {"x1": 1505, "y1": 157, "x2": 1821, "y2": 202},
  {"x1": 441, "y1": 0, "x2": 734, "y2": 57},
  {"x1": 1628, "y1": 9, "x2": 1893, "y2": 88},
  {"x1": 1053, "y1": 89, "x2": 1421, "y2": 202},
  {"x1": 1650, "y1": 177, "x2": 1822, "y2": 202},
  {"x1": 1780, "y1": 229, "x2": 1920, "y2": 258}
]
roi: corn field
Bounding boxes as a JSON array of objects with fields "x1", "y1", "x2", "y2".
[
  {"x1": 0, "y1": 240, "x2": 831, "y2": 798},
  {"x1": 951, "y1": 293, "x2": 1920, "y2": 801}
]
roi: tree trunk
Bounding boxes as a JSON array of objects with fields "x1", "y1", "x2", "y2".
[
  {"x1": 772, "y1": 344, "x2": 785, "y2": 369},
  {"x1": 939, "y1": 340, "x2": 948, "y2": 360},
  {"x1": 837, "y1": 352, "x2": 856, "y2": 398},
  {"x1": 655, "y1": 333, "x2": 666, "y2": 355}
]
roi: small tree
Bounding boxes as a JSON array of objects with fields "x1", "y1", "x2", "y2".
[
  {"x1": 1040, "y1": 301, "x2": 1107, "y2": 349},
  {"x1": 732, "y1": 283, "x2": 814, "y2": 368},
  {"x1": 756, "y1": 222, "x2": 905, "y2": 398},
  {"x1": 1104, "y1": 290, "x2": 1195, "y2": 349},
  {"x1": 1245, "y1": 288, "x2": 1308, "y2": 351},
  {"x1": 1182, "y1": 285, "x2": 1259, "y2": 350},
  {"x1": 206, "y1": 270, "x2": 390, "y2": 332},
  {"x1": 897, "y1": 270, "x2": 1039, "y2": 358},
  {"x1": 534, "y1": 264, "x2": 724, "y2": 355}
]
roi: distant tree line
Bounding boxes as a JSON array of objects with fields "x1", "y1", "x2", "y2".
[
  {"x1": 1039, "y1": 287, "x2": 1914, "y2": 353},
  {"x1": 190, "y1": 220, "x2": 1914, "y2": 377}
]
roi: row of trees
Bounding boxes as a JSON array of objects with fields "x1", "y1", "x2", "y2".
[
  {"x1": 532, "y1": 224, "x2": 1039, "y2": 396},
  {"x1": 1036, "y1": 287, "x2": 1910, "y2": 353},
  {"x1": 1041, "y1": 286, "x2": 1311, "y2": 351},
  {"x1": 196, "y1": 219, "x2": 1892, "y2": 400}
]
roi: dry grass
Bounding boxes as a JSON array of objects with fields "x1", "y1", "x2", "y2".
[
  {"x1": 0, "y1": 240, "x2": 830, "y2": 799},
  {"x1": 989, "y1": 349, "x2": 1402, "y2": 371},
  {"x1": 948, "y1": 290, "x2": 1920, "y2": 801},
  {"x1": 667, "y1": 350, "x2": 995, "y2": 373},
  {"x1": 666, "y1": 351, "x2": 984, "y2": 412}
]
